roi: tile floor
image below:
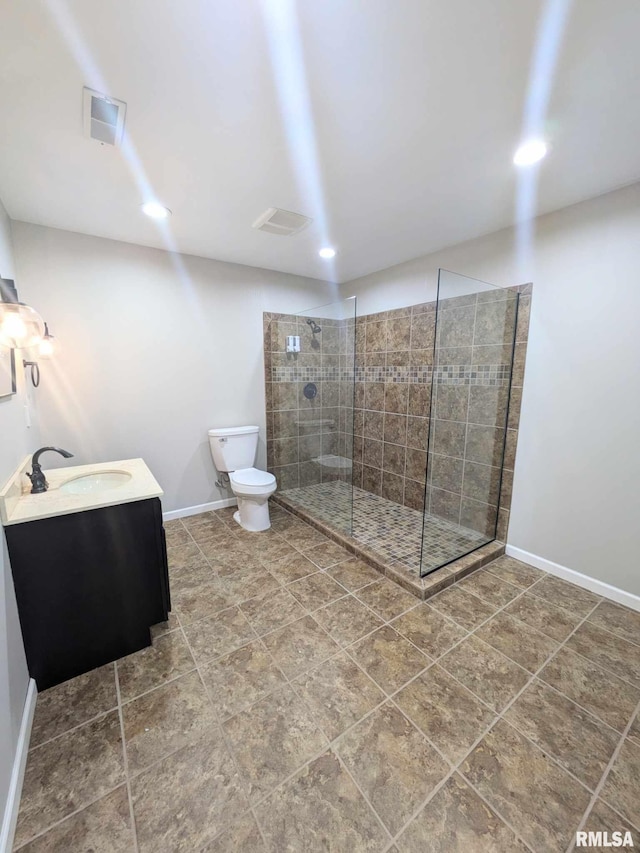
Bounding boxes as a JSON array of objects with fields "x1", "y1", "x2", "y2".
[
  {"x1": 279, "y1": 480, "x2": 487, "y2": 575},
  {"x1": 14, "y1": 503, "x2": 640, "y2": 852}
]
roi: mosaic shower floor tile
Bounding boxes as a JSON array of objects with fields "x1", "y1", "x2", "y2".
[{"x1": 280, "y1": 480, "x2": 485, "y2": 576}]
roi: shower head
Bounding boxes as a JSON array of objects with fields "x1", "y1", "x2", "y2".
[{"x1": 306, "y1": 318, "x2": 322, "y2": 334}]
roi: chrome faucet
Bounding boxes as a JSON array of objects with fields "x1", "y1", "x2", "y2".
[{"x1": 27, "y1": 447, "x2": 74, "y2": 494}]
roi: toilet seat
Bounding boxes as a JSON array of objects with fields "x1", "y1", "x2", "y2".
[{"x1": 230, "y1": 467, "x2": 276, "y2": 495}]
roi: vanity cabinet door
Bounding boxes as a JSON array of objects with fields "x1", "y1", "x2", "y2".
[{"x1": 6, "y1": 497, "x2": 170, "y2": 689}]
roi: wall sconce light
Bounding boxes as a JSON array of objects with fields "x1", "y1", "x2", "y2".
[
  {"x1": 23, "y1": 323, "x2": 56, "y2": 387},
  {"x1": 1, "y1": 277, "x2": 56, "y2": 389},
  {"x1": 0, "y1": 277, "x2": 45, "y2": 349}
]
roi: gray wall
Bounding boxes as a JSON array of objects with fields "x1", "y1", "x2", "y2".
[
  {"x1": 343, "y1": 182, "x2": 640, "y2": 597},
  {"x1": 12, "y1": 222, "x2": 334, "y2": 513},
  {"x1": 0, "y1": 199, "x2": 37, "y2": 824}
]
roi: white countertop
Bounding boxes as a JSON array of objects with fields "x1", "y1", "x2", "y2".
[{"x1": 0, "y1": 457, "x2": 163, "y2": 526}]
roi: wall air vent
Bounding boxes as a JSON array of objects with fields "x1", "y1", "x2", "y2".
[
  {"x1": 83, "y1": 87, "x2": 127, "y2": 147},
  {"x1": 252, "y1": 208, "x2": 312, "y2": 236}
]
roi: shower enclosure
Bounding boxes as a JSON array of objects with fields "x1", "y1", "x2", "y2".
[{"x1": 265, "y1": 270, "x2": 527, "y2": 593}]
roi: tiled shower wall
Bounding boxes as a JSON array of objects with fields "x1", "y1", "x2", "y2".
[
  {"x1": 264, "y1": 312, "x2": 354, "y2": 491},
  {"x1": 426, "y1": 289, "x2": 521, "y2": 538},
  {"x1": 352, "y1": 302, "x2": 435, "y2": 509}
]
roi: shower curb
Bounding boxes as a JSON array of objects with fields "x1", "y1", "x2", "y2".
[{"x1": 271, "y1": 495, "x2": 505, "y2": 600}]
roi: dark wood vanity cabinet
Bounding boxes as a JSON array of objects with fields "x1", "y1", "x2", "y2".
[{"x1": 5, "y1": 497, "x2": 170, "y2": 690}]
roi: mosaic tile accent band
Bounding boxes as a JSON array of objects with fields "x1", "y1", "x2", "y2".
[{"x1": 272, "y1": 364, "x2": 511, "y2": 386}]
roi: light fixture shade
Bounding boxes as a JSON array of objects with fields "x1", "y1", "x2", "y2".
[
  {"x1": 38, "y1": 322, "x2": 56, "y2": 359},
  {"x1": 0, "y1": 302, "x2": 45, "y2": 349}
]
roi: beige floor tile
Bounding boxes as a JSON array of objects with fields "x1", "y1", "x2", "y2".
[
  {"x1": 181, "y1": 511, "x2": 220, "y2": 530},
  {"x1": 29, "y1": 664, "x2": 117, "y2": 748},
  {"x1": 263, "y1": 551, "x2": 318, "y2": 584},
  {"x1": 529, "y1": 575, "x2": 601, "y2": 617},
  {"x1": 201, "y1": 812, "x2": 266, "y2": 852},
  {"x1": 223, "y1": 686, "x2": 327, "y2": 802},
  {"x1": 566, "y1": 622, "x2": 640, "y2": 688},
  {"x1": 439, "y1": 635, "x2": 530, "y2": 712},
  {"x1": 303, "y1": 540, "x2": 352, "y2": 568},
  {"x1": 170, "y1": 559, "x2": 217, "y2": 594},
  {"x1": 504, "y1": 679, "x2": 619, "y2": 789},
  {"x1": 395, "y1": 665, "x2": 495, "y2": 763},
  {"x1": 327, "y1": 558, "x2": 382, "y2": 591},
  {"x1": 182, "y1": 606, "x2": 256, "y2": 665},
  {"x1": 475, "y1": 610, "x2": 559, "y2": 672},
  {"x1": 396, "y1": 773, "x2": 529, "y2": 852},
  {"x1": 16, "y1": 786, "x2": 133, "y2": 853},
  {"x1": 337, "y1": 702, "x2": 448, "y2": 835},
  {"x1": 254, "y1": 750, "x2": 388, "y2": 851},
  {"x1": 15, "y1": 711, "x2": 125, "y2": 848},
  {"x1": 587, "y1": 600, "x2": 640, "y2": 647},
  {"x1": 214, "y1": 567, "x2": 280, "y2": 606},
  {"x1": 240, "y1": 587, "x2": 306, "y2": 637},
  {"x1": 457, "y1": 571, "x2": 521, "y2": 608},
  {"x1": 391, "y1": 604, "x2": 467, "y2": 658},
  {"x1": 132, "y1": 734, "x2": 248, "y2": 853},
  {"x1": 355, "y1": 579, "x2": 419, "y2": 621},
  {"x1": 349, "y1": 626, "x2": 429, "y2": 694},
  {"x1": 172, "y1": 578, "x2": 238, "y2": 624},
  {"x1": 313, "y1": 594, "x2": 383, "y2": 647},
  {"x1": 539, "y1": 647, "x2": 640, "y2": 732},
  {"x1": 200, "y1": 640, "x2": 287, "y2": 719},
  {"x1": 293, "y1": 652, "x2": 385, "y2": 740},
  {"x1": 253, "y1": 536, "x2": 298, "y2": 564},
  {"x1": 462, "y1": 720, "x2": 591, "y2": 852},
  {"x1": 428, "y1": 585, "x2": 496, "y2": 630},
  {"x1": 117, "y1": 631, "x2": 195, "y2": 702},
  {"x1": 483, "y1": 556, "x2": 544, "y2": 589},
  {"x1": 504, "y1": 592, "x2": 582, "y2": 642},
  {"x1": 286, "y1": 571, "x2": 347, "y2": 611},
  {"x1": 166, "y1": 541, "x2": 205, "y2": 571},
  {"x1": 281, "y1": 525, "x2": 329, "y2": 550},
  {"x1": 261, "y1": 615, "x2": 340, "y2": 679},
  {"x1": 600, "y1": 738, "x2": 640, "y2": 828},
  {"x1": 122, "y1": 670, "x2": 218, "y2": 774}
]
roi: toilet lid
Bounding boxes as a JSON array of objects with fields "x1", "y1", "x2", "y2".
[{"x1": 231, "y1": 467, "x2": 276, "y2": 487}]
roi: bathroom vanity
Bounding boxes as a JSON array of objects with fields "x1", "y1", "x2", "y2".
[{"x1": 0, "y1": 458, "x2": 170, "y2": 690}]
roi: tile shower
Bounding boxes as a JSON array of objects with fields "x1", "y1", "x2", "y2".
[{"x1": 265, "y1": 271, "x2": 531, "y2": 597}]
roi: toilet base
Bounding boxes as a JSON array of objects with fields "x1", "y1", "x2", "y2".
[{"x1": 233, "y1": 499, "x2": 271, "y2": 532}]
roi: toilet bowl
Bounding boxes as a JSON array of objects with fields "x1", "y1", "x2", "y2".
[
  {"x1": 208, "y1": 426, "x2": 277, "y2": 532},
  {"x1": 229, "y1": 467, "x2": 277, "y2": 532}
]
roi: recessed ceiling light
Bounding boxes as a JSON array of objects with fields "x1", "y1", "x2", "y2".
[
  {"x1": 319, "y1": 247, "x2": 336, "y2": 259},
  {"x1": 141, "y1": 201, "x2": 171, "y2": 219},
  {"x1": 513, "y1": 139, "x2": 548, "y2": 166}
]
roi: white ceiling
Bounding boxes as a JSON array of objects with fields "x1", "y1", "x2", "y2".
[{"x1": 0, "y1": 0, "x2": 639, "y2": 283}]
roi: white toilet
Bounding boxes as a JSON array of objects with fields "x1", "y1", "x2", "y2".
[{"x1": 208, "y1": 425, "x2": 277, "y2": 532}]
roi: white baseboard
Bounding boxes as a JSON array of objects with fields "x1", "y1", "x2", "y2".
[
  {"x1": 506, "y1": 545, "x2": 640, "y2": 613},
  {"x1": 163, "y1": 497, "x2": 237, "y2": 522},
  {"x1": 0, "y1": 679, "x2": 37, "y2": 853}
]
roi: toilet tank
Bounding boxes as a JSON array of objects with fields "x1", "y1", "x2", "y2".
[{"x1": 208, "y1": 425, "x2": 259, "y2": 472}]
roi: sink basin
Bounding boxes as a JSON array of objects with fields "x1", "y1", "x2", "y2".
[{"x1": 59, "y1": 471, "x2": 132, "y2": 495}]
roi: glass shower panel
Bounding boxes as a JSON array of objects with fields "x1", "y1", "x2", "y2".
[
  {"x1": 270, "y1": 296, "x2": 356, "y2": 537},
  {"x1": 420, "y1": 270, "x2": 518, "y2": 576}
]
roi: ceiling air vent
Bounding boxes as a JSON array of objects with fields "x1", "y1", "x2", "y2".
[
  {"x1": 252, "y1": 208, "x2": 312, "y2": 236},
  {"x1": 83, "y1": 87, "x2": 127, "y2": 146}
]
